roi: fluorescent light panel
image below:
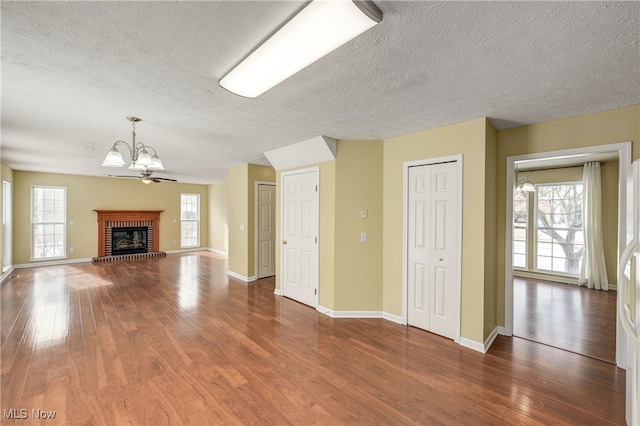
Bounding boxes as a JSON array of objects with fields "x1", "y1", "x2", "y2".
[{"x1": 219, "y1": 0, "x2": 382, "y2": 98}]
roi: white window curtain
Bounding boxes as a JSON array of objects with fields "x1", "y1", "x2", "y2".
[{"x1": 579, "y1": 162, "x2": 608, "y2": 290}]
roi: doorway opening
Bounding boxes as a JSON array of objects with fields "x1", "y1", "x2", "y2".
[{"x1": 505, "y1": 142, "x2": 631, "y2": 368}]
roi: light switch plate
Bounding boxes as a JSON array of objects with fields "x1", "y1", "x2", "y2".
[{"x1": 360, "y1": 209, "x2": 368, "y2": 219}]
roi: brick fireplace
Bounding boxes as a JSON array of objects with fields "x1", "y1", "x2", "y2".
[{"x1": 94, "y1": 210, "x2": 163, "y2": 257}]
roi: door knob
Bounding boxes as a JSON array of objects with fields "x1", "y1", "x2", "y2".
[
  {"x1": 439, "y1": 258, "x2": 443, "y2": 261},
  {"x1": 283, "y1": 240, "x2": 287, "y2": 245}
]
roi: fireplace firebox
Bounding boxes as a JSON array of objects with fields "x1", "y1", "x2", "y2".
[{"x1": 111, "y1": 227, "x2": 148, "y2": 255}]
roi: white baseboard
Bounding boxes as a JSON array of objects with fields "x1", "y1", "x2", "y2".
[
  {"x1": 1, "y1": 266, "x2": 16, "y2": 283},
  {"x1": 497, "y1": 326, "x2": 508, "y2": 336},
  {"x1": 207, "y1": 248, "x2": 228, "y2": 256},
  {"x1": 317, "y1": 306, "x2": 384, "y2": 319},
  {"x1": 165, "y1": 248, "x2": 206, "y2": 254},
  {"x1": 227, "y1": 270, "x2": 257, "y2": 283},
  {"x1": 13, "y1": 258, "x2": 93, "y2": 269},
  {"x1": 483, "y1": 327, "x2": 499, "y2": 352},
  {"x1": 273, "y1": 288, "x2": 282, "y2": 296},
  {"x1": 459, "y1": 336, "x2": 487, "y2": 353},
  {"x1": 382, "y1": 312, "x2": 403, "y2": 324}
]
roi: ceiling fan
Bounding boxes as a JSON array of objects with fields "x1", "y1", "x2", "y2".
[
  {"x1": 107, "y1": 170, "x2": 177, "y2": 184},
  {"x1": 102, "y1": 116, "x2": 177, "y2": 184}
]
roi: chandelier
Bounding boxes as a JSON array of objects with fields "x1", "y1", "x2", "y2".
[{"x1": 101, "y1": 116, "x2": 164, "y2": 171}]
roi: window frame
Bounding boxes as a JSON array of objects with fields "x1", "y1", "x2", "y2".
[
  {"x1": 180, "y1": 193, "x2": 200, "y2": 248},
  {"x1": 513, "y1": 189, "x2": 528, "y2": 270},
  {"x1": 31, "y1": 185, "x2": 67, "y2": 261},
  {"x1": 533, "y1": 181, "x2": 584, "y2": 277}
]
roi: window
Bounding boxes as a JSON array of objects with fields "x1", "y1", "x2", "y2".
[
  {"x1": 535, "y1": 183, "x2": 583, "y2": 275},
  {"x1": 32, "y1": 186, "x2": 66, "y2": 259},
  {"x1": 513, "y1": 190, "x2": 528, "y2": 269},
  {"x1": 181, "y1": 193, "x2": 199, "y2": 248}
]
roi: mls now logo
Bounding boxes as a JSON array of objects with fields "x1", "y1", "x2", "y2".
[
  {"x1": 3, "y1": 408, "x2": 27, "y2": 419},
  {"x1": 32, "y1": 409, "x2": 56, "y2": 419}
]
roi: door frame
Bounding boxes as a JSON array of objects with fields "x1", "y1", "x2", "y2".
[
  {"x1": 280, "y1": 166, "x2": 320, "y2": 307},
  {"x1": 254, "y1": 181, "x2": 276, "y2": 279},
  {"x1": 402, "y1": 154, "x2": 463, "y2": 343},
  {"x1": 504, "y1": 141, "x2": 631, "y2": 368}
]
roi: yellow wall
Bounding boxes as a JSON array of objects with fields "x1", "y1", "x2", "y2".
[
  {"x1": 484, "y1": 122, "x2": 499, "y2": 337},
  {"x1": 11, "y1": 171, "x2": 209, "y2": 264},
  {"x1": 383, "y1": 117, "x2": 492, "y2": 343},
  {"x1": 496, "y1": 105, "x2": 640, "y2": 325},
  {"x1": 227, "y1": 163, "x2": 275, "y2": 279},
  {"x1": 334, "y1": 140, "x2": 384, "y2": 311},
  {"x1": 1, "y1": 163, "x2": 15, "y2": 272},
  {"x1": 228, "y1": 164, "x2": 249, "y2": 276},
  {"x1": 208, "y1": 182, "x2": 229, "y2": 253},
  {"x1": 515, "y1": 163, "x2": 619, "y2": 285}
]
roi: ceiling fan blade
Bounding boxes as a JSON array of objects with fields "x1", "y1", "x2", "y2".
[
  {"x1": 106, "y1": 174, "x2": 140, "y2": 179},
  {"x1": 153, "y1": 177, "x2": 178, "y2": 182}
]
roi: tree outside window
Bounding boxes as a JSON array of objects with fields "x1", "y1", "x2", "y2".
[{"x1": 535, "y1": 183, "x2": 583, "y2": 275}]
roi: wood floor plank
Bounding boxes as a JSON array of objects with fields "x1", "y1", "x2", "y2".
[{"x1": 0, "y1": 252, "x2": 626, "y2": 425}]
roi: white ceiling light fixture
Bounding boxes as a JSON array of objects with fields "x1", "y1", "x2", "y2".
[
  {"x1": 102, "y1": 116, "x2": 165, "y2": 171},
  {"x1": 219, "y1": 0, "x2": 383, "y2": 98}
]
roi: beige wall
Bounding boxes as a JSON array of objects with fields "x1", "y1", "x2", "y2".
[
  {"x1": 228, "y1": 163, "x2": 275, "y2": 279},
  {"x1": 497, "y1": 105, "x2": 640, "y2": 326},
  {"x1": 515, "y1": 163, "x2": 619, "y2": 285},
  {"x1": 334, "y1": 140, "x2": 384, "y2": 311},
  {"x1": 383, "y1": 117, "x2": 493, "y2": 343},
  {"x1": 484, "y1": 123, "x2": 499, "y2": 337},
  {"x1": 228, "y1": 164, "x2": 249, "y2": 276},
  {"x1": 208, "y1": 182, "x2": 229, "y2": 253},
  {"x1": 11, "y1": 171, "x2": 209, "y2": 264}
]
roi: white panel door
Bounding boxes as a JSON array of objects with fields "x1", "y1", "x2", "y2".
[
  {"x1": 258, "y1": 184, "x2": 276, "y2": 279},
  {"x1": 407, "y1": 162, "x2": 459, "y2": 340},
  {"x1": 282, "y1": 170, "x2": 318, "y2": 307}
]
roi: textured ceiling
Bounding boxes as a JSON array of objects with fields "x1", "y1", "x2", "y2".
[{"x1": 1, "y1": 1, "x2": 639, "y2": 184}]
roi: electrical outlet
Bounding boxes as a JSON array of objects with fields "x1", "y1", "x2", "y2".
[
  {"x1": 360, "y1": 233, "x2": 367, "y2": 242},
  {"x1": 360, "y1": 209, "x2": 368, "y2": 219},
  {"x1": 69, "y1": 247, "x2": 75, "y2": 253}
]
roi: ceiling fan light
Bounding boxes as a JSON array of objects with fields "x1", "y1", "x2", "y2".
[
  {"x1": 219, "y1": 0, "x2": 382, "y2": 98},
  {"x1": 102, "y1": 149, "x2": 125, "y2": 167},
  {"x1": 521, "y1": 182, "x2": 536, "y2": 192},
  {"x1": 147, "y1": 156, "x2": 165, "y2": 171},
  {"x1": 141, "y1": 177, "x2": 153, "y2": 184}
]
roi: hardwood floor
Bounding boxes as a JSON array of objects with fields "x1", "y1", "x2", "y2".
[
  {"x1": 513, "y1": 276, "x2": 617, "y2": 363},
  {"x1": 1, "y1": 252, "x2": 625, "y2": 425}
]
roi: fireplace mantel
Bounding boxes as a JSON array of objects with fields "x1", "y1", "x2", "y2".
[{"x1": 94, "y1": 210, "x2": 163, "y2": 257}]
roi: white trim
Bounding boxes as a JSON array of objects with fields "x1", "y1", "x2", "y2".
[
  {"x1": 459, "y1": 337, "x2": 486, "y2": 353},
  {"x1": 497, "y1": 326, "x2": 507, "y2": 336},
  {"x1": 254, "y1": 181, "x2": 276, "y2": 280},
  {"x1": 227, "y1": 270, "x2": 257, "y2": 283},
  {"x1": 383, "y1": 312, "x2": 403, "y2": 324},
  {"x1": 274, "y1": 288, "x2": 282, "y2": 296},
  {"x1": 460, "y1": 328, "x2": 497, "y2": 353},
  {"x1": 504, "y1": 141, "x2": 631, "y2": 369},
  {"x1": 484, "y1": 327, "x2": 499, "y2": 352},
  {"x1": 165, "y1": 248, "x2": 206, "y2": 254},
  {"x1": 1, "y1": 266, "x2": 15, "y2": 283},
  {"x1": 280, "y1": 166, "x2": 320, "y2": 308},
  {"x1": 402, "y1": 154, "x2": 463, "y2": 343},
  {"x1": 14, "y1": 257, "x2": 92, "y2": 269},
  {"x1": 207, "y1": 248, "x2": 228, "y2": 256}
]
